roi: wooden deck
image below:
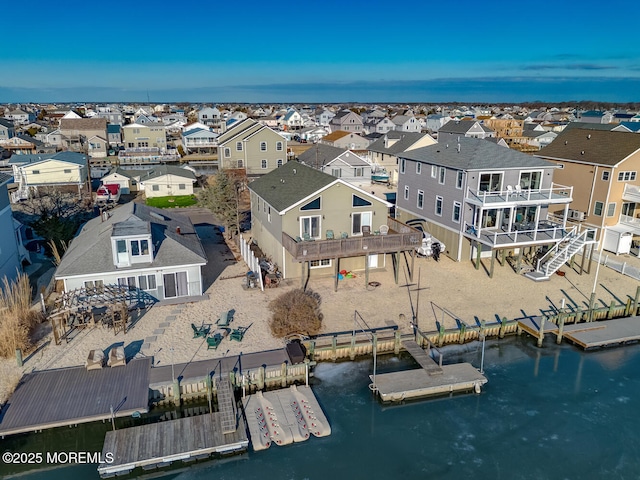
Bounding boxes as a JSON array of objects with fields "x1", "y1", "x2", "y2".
[
  {"x1": 561, "y1": 316, "x2": 640, "y2": 349},
  {"x1": 97, "y1": 412, "x2": 248, "y2": 477},
  {"x1": 372, "y1": 339, "x2": 487, "y2": 402},
  {"x1": 0, "y1": 358, "x2": 151, "y2": 438}
]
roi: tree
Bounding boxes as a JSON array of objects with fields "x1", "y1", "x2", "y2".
[
  {"x1": 269, "y1": 289, "x2": 323, "y2": 337},
  {"x1": 198, "y1": 170, "x2": 245, "y2": 237}
]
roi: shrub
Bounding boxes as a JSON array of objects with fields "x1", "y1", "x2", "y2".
[
  {"x1": 0, "y1": 273, "x2": 44, "y2": 358},
  {"x1": 269, "y1": 289, "x2": 323, "y2": 337}
]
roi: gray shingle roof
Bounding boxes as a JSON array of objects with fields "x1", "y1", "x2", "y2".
[
  {"x1": 0, "y1": 118, "x2": 15, "y2": 128},
  {"x1": 0, "y1": 172, "x2": 13, "y2": 185},
  {"x1": 139, "y1": 165, "x2": 196, "y2": 182},
  {"x1": 297, "y1": 144, "x2": 347, "y2": 167},
  {"x1": 8, "y1": 151, "x2": 88, "y2": 166},
  {"x1": 438, "y1": 120, "x2": 482, "y2": 134},
  {"x1": 248, "y1": 161, "x2": 335, "y2": 212},
  {"x1": 55, "y1": 203, "x2": 206, "y2": 278},
  {"x1": 537, "y1": 128, "x2": 640, "y2": 166},
  {"x1": 367, "y1": 131, "x2": 427, "y2": 155},
  {"x1": 401, "y1": 137, "x2": 554, "y2": 171}
]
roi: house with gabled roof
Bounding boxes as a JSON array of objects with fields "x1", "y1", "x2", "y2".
[
  {"x1": 392, "y1": 115, "x2": 421, "y2": 133},
  {"x1": 318, "y1": 130, "x2": 369, "y2": 150},
  {"x1": 249, "y1": 161, "x2": 425, "y2": 286},
  {"x1": 537, "y1": 128, "x2": 640, "y2": 255},
  {"x1": 396, "y1": 137, "x2": 586, "y2": 280},
  {"x1": 182, "y1": 127, "x2": 218, "y2": 154},
  {"x1": 438, "y1": 120, "x2": 495, "y2": 140},
  {"x1": 54, "y1": 202, "x2": 207, "y2": 301},
  {"x1": 329, "y1": 110, "x2": 363, "y2": 133},
  {"x1": 297, "y1": 144, "x2": 371, "y2": 185},
  {"x1": 367, "y1": 131, "x2": 436, "y2": 186},
  {"x1": 59, "y1": 117, "x2": 108, "y2": 152},
  {"x1": 0, "y1": 173, "x2": 25, "y2": 283},
  {"x1": 100, "y1": 168, "x2": 143, "y2": 194},
  {"x1": 0, "y1": 118, "x2": 16, "y2": 142},
  {"x1": 217, "y1": 118, "x2": 287, "y2": 175},
  {"x1": 138, "y1": 165, "x2": 197, "y2": 198}
]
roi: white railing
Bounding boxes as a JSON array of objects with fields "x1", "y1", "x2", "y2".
[
  {"x1": 535, "y1": 226, "x2": 598, "y2": 276},
  {"x1": 464, "y1": 220, "x2": 567, "y2": 246},
  {"x1": 620, "y1": 214, "x2": 640, "y2": 229},
  {"x1": 622, "y1": 184, "x2": 640, "y2": 202},
  {"x1": 466, "y1": 182, "x2": 573, "y2": 205},
  {"x1": 239, "y1": 235, "x2": 264, "y2": 291}
]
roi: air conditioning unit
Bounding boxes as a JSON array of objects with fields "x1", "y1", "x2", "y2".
[{"x1": 568, "y1": 209, "x2": 586, "y2": 221}]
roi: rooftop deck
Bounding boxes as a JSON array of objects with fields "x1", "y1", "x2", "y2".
[
  {"x1": 282, "y1": 217, "x2": 422, "y2": 262},
  {"x1": 466, "y1": 183, "x2": 572, "y2": 207}
]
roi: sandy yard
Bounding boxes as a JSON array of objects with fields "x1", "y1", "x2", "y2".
[{"x1": 1, "y1": 234, "x2": 639, "y2": 406}]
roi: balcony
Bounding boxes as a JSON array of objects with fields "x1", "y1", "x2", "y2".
[
  {"x1": 466, "y1": 183, "x2": 572, "y2": 207},
  {"x1": 619, "y1": 214, "x2": 640, "y2": 234},
  {"x1": 622, "y1": 184, "x2": 640, "y2": 203},
  {"x1": 282, "y1": 217, "x2": 423, "y2": 262},
  {"x1": 463, "y1": 219, "x2": 569, "y2": 248}
]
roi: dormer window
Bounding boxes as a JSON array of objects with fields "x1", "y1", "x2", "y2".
[{"x1": 131, "y1": 239, "x2": 149, "y2": 256}]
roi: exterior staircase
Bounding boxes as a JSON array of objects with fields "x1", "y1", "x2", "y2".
[{"x1": 525, "y1": 227, "x2": 597, "y2": 281}]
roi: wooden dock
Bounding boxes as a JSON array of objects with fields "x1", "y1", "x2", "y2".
[
  {"x1": 97, "y1": 412, "x2": 248, "y2": 477},
  {"x1": 0, "y1": 358, "x2": 152, "y2": 438},
  {"x1": 372, "y1": 339, "x2": 487, "y2": 402},
  {"x1": 560, "y1": 316, "x2": 640, "y2": 349},
  {"x1": 517, "y1": 317, "x2": 559, "y2": 347}
]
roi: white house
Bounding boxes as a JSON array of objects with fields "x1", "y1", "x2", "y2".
[
  {"x1": 138, "y1": 165, "x2": 197, "y2": 198},
  {"x1": 55, "y1": 202, "x2": 207, "y2": 301},
  {"x1": 182, "y1": 127, "x2": 218, "y2": 154}
]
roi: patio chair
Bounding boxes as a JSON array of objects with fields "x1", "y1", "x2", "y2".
[
  {"x1": 515, "y1": 184, "x2": 522, "y2": 195},
  {"x1": 230, "y1": 326, "x2": 249, "y2": 342},
  {"x1": 326, "y1": 230, "x2": 334, "y2": 240},
  {"x1": 362, "y1": 225, "x2": 371, "y2": 236},
  {"x1": 216, "y1": 310, "x2": 235, "y2": 327},
  {"x1": 191, "y1": 323, "x2": 211, "y2": 338},
  {"x1": 341, "y1": 232, "x2": 348, "y2": 239},
  {"x1": 506, "y1": 185, "x2": 513, "y2": 198},
  {"x1": 302, "y1": 232, "x2": 315, "y2": 241},
  {"x1": 379, "y1": 225, "x2": 389, "y2": 235},
  {"x1": 85, "y1": 349, "x2": 104, "y2": 370},
  {"x1": 207, "y1": 333, "x2": 223, "y2": 350},
  {"x1": 108, "y1": 345, "x2": 126, "y2": 367}
]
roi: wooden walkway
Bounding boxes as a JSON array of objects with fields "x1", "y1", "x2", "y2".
[
  {"x1": 0, "y1": 358, "x2": 151, "y2": 438},
  {"x1": 371, "y1": 339, "x2": 487, "y2": 402},
  {"x1": 561, "y1": 316, "x2": 640, "y2": 349},
  {"x1": 97, "y1": 412, "x2": 248, "y2": 477}
]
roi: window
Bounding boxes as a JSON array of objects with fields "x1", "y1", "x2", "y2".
[
  {"x1": 456, "y1": 171, "x2": 464, "y2": 189},
  {"x1": 277, "y1": 159, "x2": 283, "y2": 167},
  {"x1": 310, "y1": 259, "x2": 331, "y2": 268},
  {"x1": 439, "y1": 167, "x2": 446, "y2": 185},
  {"x1": 519, "y1": 171, "x2": 542, "y2": 190},
  {"x1": 152, "y1": 185, "x2": 159, "y2": 191},
  {"x1": 179, "y1": 184, "x2": 186, "y2": 190},
  {"x1": 260, "y1": 141, "x2": 267, "y2": 151},
  {"x1": 622, "y1": 202, "x2": 637, "y2": 217},
  {"x1": 618, "y1": 171, "x2": 637, "y2": 181},
  {"x1": 130, "y1": 239, "x2": 149, "y2": 256},
  {"x1": 352, "y1": 211, "x2": 372, "y2": 235},
  {"x1": 431, "y1": 165, "x2": 437, "y2": 178},
  {"x1": 127, "y1": 142, "x2": 134, "y2": 148},
  {"x1": 237, "y1": 159, "x2": 244, "y2": 168},
  {"x1": 301, "y1": 215, "x2": 321, "y2": 239},
  {"x1": 224, "y1": 147, "x2": 230, "y2": 157},
  {"x1": 32, "y1": 170, "x2": 40, "y2": 174},
  {"x1": 331, "y1": 168, "x2": 341, "y2": 177},
  {"x1": 261, "y1": 159, "x2": 268, "y2": 169},
  {"x1": 404, "y1": 186, "x2": 409, "y2": 200},
  {"x1": 593, "y1": 201, "x2": 604, "y2": 216},
  {"x1": 163, "y1": 271, "x2": 188, "y2": 298},
  {"x1": 602, "y1": 171, "x2": 610, "y2": 181},
  {"x1": 138, "y1": 274, "x2": 157, "y2": 291},
  {"x1": 435, "y1": 196, "x2": 443, "y2": 216},
  {"x1": 267, "y1": 206, "x2": 271, "y2": 222},
  {"x1": 276, "y1": 141, "x2": 283, "y2": 151},
  {"x1": 64, "y1": 169, "x2": 72, "y2": 174},
  {"x1": 607, "y1": 202, "x2": 616, "y2": 217},
  {"x1": 301, "y1": 197, "x2": 321, "y2": 210},
  {"x1": 352, "y1": 195, "x2": 372, "y2": 207},
  {"x1": 417, "y1": 190, "x2": 424, "y2": 209},
  {"x1": 354, "y1": 167, "x2": 364, "y2": 177},
  {"x1": 400, "y1": 158, "x2": 406, "y2": 174},
  {"x1": 479, "y1": 173, "x2": 502, "y2": 192},
  {"x1": 137, "y1": 141, "x2": 148, "y2": 148},
  {"x1": 453, "y1": 201, "x2": 461, "y2": 223},
  {"x1": 236, "y1": 141, "x2": 243, "y2": 151},
  {"x1": 416, "y1": 162, "x2": 422, "y2": 174},
  {"x1": 118, "y1": 276, "x2": 136, "y2": 290}
]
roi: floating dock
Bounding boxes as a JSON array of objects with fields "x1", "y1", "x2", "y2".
[
  {"x1": 98, "y1": 379, "x2": 245, "y2": 477},
  {"x1": 243, "y1": 385, "x2": 330, "y2": 451},
  {"x1": 517, "y1": 315, "x2": 640, "y2": 349},
  {"x1": 371, "y1": 340, "x2": 487, "y2": 402}
]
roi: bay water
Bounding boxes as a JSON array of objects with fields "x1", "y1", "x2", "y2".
[{"x1": 6, "y1": 335, "x2": 640, "y2": 480}]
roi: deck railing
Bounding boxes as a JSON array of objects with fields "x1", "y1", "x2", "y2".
[
  {"x1": 622, "y1": 184, "x2": 640, "y2": 202},
  {"x1": 463, "y1": 220, "x2": 568, "y2": 247},
  {"x1": 282, "y1": 217, "x2": 422, "y2": 262},
  {"x1": 466, "y1": 183, "x2": 572, "y2": 205}
]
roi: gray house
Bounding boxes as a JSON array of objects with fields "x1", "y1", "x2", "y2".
[
  {"x1": 438, "y1": 120, "x2": 495, "y2": 140},
  {"x1": 298, "y1": 144, "x2": 371, "y2": 185},
  {"x1": 396, "y1": 137, "x2": 581, "y2": 277},
  {"x1": 55, "y1": 202, "x2": 207, "y2": 300},
  {"x1": 0, "y1": 118, "x2": 16, "y2": 142},
  {"x1": 329, "y1": 110, "x2": 363, "y2": 133}
]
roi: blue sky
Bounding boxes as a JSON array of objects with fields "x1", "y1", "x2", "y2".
[{"x1": 2, "y1": 0, "x2": 639, "y2": 103}]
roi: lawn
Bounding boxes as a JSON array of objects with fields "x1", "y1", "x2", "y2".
[{"x1": 145, "y1": 195, "x2": 198, "y2": 208}]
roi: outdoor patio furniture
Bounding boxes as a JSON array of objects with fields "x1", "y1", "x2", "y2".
[
  {"x1": 379, "y1": 225, "x2": 389, "y2": 235},
  {"x1": 302, "y1": 232, "x2": 315, "y2": 241},
  {"x1": 362, "y1": 226, "x2": 371, "y2": 236},
  {"x1": 341, "y1": 232, "x2": 348, "y2": 239},
  {"x1": 216, "y1": 310, "x2": 235, "y2": 327},
  {"x1": 326, "y1": 230, "x2": 334, "y2": 239},
  {"x1": 230, "y1": 326, "x2": 248, "y2": 342},
  {"x1": 85, "y1": 349, "x2": 104, "y2": 370},
  {"x1": 192, "y1": 323, "x2": 211, "y2": 338},
  {"x1": 207, "y1": 333, "x2": 223, "y2": 350},
  {"x1": 265, "y1": 273, "x2": 279, "y2": 288},
  {"x1": 108, "y1": 346, "x2": 126, "y2": 367}
]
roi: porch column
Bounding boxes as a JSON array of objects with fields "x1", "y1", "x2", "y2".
[
  {"x1": 562, "y1": 203, "x2": 569, "y2": 226},
  {"x1": 334, "y1": 258, "x2": 340, "y2": 292},
  {"x1": 477, "y1": 207, "x2": 483, "y2": 238},
  {"x1": 533, "y1": 206, "x2": 541, "y2": 240},
  {"x1": 394, "y1": 252, "x2": 400, "y2": 284},
  {"x1": 410, "y1": 250, "x2": 415, "y2": 282},
  {"x1": 516, "y1": 248, "x2": 523, "y2": 273},
  {"x1": 490, "y1": 250, "x2": 496, "y2": 278},
  {"x1": 475, "y1": 242, "x2": 482, "y2": 270},
  {"x1": 365, "y1": 255, "x2": 370, "y2": 286},
  {"x1": 508, "y1": 206, "x2": 515, "y2": 232}
]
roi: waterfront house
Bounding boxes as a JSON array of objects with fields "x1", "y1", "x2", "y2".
[
  {"x1": 107, "y1": 124, "x2": 122, "y2": 146},
  {"x1": 217, "y1": 118, "x2": 287, "y2": 176},
  {"x1": 87, "y1": 135, "x2": 108, "y2": 158},
  {"x1": 367, "y1": 131, "x2": 436, "y2": 186},
  {"x1": 0, "y1": 173, "x2": 25, "y2": 282},
  {"x1": 329, "y1": 110, "x2": 363, "y2": 133},
  {"x1": 315, "y1": 109, "x2": 335, "y2": 126},
  {"x1": 282, "y1": 109, "x2": 303, "y2": 130},
  {"x1": 537, "y1": 128, "x2": 640, "y2": 255},
  {"x1": 8, "y1": 151, "x2": 88, "y2": 202},
  {"x1": 138, "y1": 165, "x2": 197, "y2": 198},
  {"x1": 100, "y1": 168, "x2": 142, "y2": 194},
  {"x1": 297, "y1": 144, "x2": 371, "y2": 185},
  {"x1": 54, "y1": 202, "x2": 206, "y2": 301},
  {"x1": 396, "y1": 137, "x2": 580, "y2": 278},
  {"x1": 59, "y1": 117, "x2": 108, "y2": 152},
  {"x1": 437, "y1": 120, "x2": 495, "y2": 141},
  {"x1": 0, "y1": 119, "x2": 16, "y2": 141},
  {"x1": 95, "y1": 106, "x2": 123, "y2": 126},
  {"x1": 198, "y1": 107, "x2": 223, "y2": 131},
  {"x1": 182, "y1": 127, "x2": 218, "y2": 155},
  {"x1": 249, "y1": 161, "x2": 423, "y2": 285},
  {"x1": 4, "y1": 109, "x2": 33, "y2": 126},
  {"x1": 0, "y1": 135, "x2": 45, "y2": 155}
]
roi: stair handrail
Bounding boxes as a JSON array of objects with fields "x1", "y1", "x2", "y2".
[
  {"x1": 538, "y1": 227, "x2": 596, "y2": 276},
  {"x1": 535, "y1": 226, "x2": 576, "y2": 273}
]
